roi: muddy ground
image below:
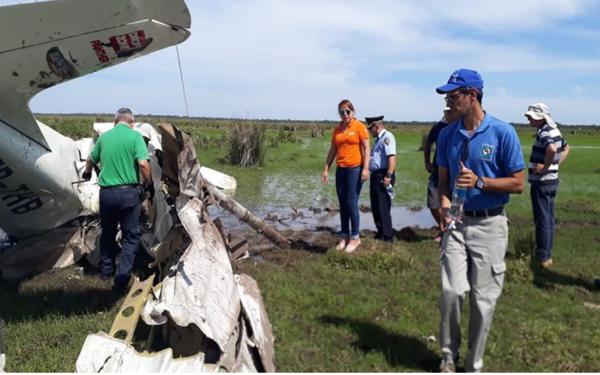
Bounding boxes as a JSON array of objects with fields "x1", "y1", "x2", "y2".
[{"x1": 232, "y1": 222, "x2": 440, "y2": 272}]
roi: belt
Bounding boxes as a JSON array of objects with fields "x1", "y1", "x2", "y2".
[
  {"x1": 100, "y1": 184, "x2": 137, "y2": 190},
  {"x1": 371, "y1": 169, "x2": 392, "y2": 176},
  {"x1": 463, "y1": 205, "x2": 504, "y2": 218}
]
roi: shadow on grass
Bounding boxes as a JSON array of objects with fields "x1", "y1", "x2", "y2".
[
  {"x1": 0, "y1": 282, "x2": 120, "y2": 324},
  {"x1": 529, "y1": 257, "x2": 597, "y2": 292},
  {"x1": 319, "y1": 315, "x2": 439, "y2": 372},
  {"x1": 394, "y1": 227, "x2": 434, "y2": 243},
  {"x1": 289, "y1": 239, "x2": 329, "y2": 254}
]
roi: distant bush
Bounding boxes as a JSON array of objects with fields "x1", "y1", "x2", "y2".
[
  {"x1": 277, "y1": 129, "x2": 301, "y2": 144},
  {"x1": 418, "y1": 133, "x2": 427, "y2": 151},
  {"x1": 38, "y1": 115, "x2": 96, "y2": 139},
  {"x1": 309, "y1": 122, "x2": 324, "y2": 138},
  {"x1": 225, "y1": 119, "x2": 266, "y2": 167}
]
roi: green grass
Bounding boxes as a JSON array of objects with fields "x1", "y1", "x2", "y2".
[
  {"x1": 2, "y1": 116, "x2": 600, "y2": 371},
  {"x1": 240, "y1": 225, "x2": 600, "y2": 372}
]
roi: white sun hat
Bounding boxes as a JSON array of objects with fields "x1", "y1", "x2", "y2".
[{"x1": 524, "y1": 102, "x2": 557, "y2": 128}]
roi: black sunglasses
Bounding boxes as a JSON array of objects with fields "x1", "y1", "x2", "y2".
[
  {"x1": 461, "y1": 139, "x2": 469, "y2": 163},
  {"x1": 444, "y1": 88, "x2": 471, "y2": 106},
  {"x1": 339, "y1": 109, "x2": 351, "y2": 116}
]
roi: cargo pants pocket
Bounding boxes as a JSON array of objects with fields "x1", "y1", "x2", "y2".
[{"x1": 491, "y1": 262, "x2": 507, "y2": 291}]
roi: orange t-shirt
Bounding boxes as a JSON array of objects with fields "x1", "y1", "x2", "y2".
[{"x1": 331, "y1": 118, "x2": 369, "y2": 168}]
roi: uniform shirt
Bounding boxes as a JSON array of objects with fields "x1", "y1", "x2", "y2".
[
  {"x1": 332, "y1": 118, "x2": 369, "y2": 168},
  {"x1": 436, "y1": 113, "x2": 525, "y2": 211},
  {"x1": 426, "y1": 121, "x2": 450, "y2": 184},
  {"x1": 90, "y1": 123, "x2": 149, "y2": 187},
  {"x1": 528, "y1": 124, "x2": 568, "y2": 183},
  {"x1": 369, "y1": 129, "x2": 396, "y2": 172}
]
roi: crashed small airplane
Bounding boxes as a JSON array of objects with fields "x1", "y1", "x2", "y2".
[{"x1": 0, "y1": 0, "x2": 284, "y2": 371}]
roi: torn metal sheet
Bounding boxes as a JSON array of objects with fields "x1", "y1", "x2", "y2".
[
  {"x1": 158, "y1": 197, "x2": 241, "y2": 352},
  {"x1": 76, "y1": 122, "x2": 276, "y2": 372},
  {"x1": 0, "y1": 317, "x2": 5, "y2": 373},
  {"x1": 108, "y1": 275, "x2": 155, "y2": 344},
  {"x1": 76, "y1": 333, "x2": 211, "y2": 373},
  {"x1": 235, "y1": 274, "x2": 276, "y2": 373},
  {"x1": 0, "y1": 221, "x2": 98, "y2": 279}
]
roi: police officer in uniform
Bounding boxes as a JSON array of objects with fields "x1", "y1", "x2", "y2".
[{"x1": 367, "y1": 116, "x2": 397, "y2": 243}]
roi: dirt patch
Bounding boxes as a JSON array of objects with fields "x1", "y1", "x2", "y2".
[
  {"x1": 557, "y1": 200, "x2": 600, "y2": 215},
  {"x1": 231, "y1": 223, "x2": 440, "y2": 273}
]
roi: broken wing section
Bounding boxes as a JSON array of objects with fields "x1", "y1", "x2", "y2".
[{"x1": 0, "y1": 0, "x2": 191, "y2": 149}]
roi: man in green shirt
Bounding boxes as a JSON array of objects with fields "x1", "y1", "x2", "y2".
[{"x1": 83, "y1": 108, "x2": 153, "y2": 292}]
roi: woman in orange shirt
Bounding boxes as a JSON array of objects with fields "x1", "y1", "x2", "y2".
[{"x1": 322, "y1": 99, "x2": 370, "y2": 253}]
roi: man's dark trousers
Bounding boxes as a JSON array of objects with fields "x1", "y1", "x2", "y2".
[
  {"x1": 370, "y1": 170, "x2": 395, "y2": 242},
  {"x1": 99, "y1": 186, "x2": 141, "y2": 288},
  {"x1": 530, "y1": 180, "x2": 558, "y2": 262}
]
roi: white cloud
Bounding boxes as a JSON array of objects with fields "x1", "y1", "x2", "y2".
[
  {"x1": 4, "y1": 0, "x2": 600, "y2": 123},
  {"x1": 426, "y1": 0, "x2": 593, "y2": 32}
]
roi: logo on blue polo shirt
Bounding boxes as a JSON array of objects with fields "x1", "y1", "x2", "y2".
[{"x1": 479, "y1": 143, "x2": 495, "y2": 162}]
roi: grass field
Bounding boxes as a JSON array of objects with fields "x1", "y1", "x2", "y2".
[{"x1": 1, "y1": 116, "x2": 600, "y2": 372}]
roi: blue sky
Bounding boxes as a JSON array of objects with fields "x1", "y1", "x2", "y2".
[{"x1": 3, "y1": 0, "x2": 600, "y2": 124}]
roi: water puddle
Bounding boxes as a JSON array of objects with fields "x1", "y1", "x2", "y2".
[
  {"x1": 208, "y1": 204, "x2": 436, "y2": 234},
  {"x1": 250, "y1": 254, "x2": 268, "y2": 263}
]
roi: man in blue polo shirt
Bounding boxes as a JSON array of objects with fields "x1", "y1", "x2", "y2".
[{"x1": 435, "y1": 69, "x2": 525, "y2": 373}]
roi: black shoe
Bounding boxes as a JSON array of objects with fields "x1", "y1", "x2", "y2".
[
  {"x1": 112, "y1": 283, "x2": 128, "y2": 296},
  {"x1": 100, "y1": 274, "x2": 111, "y2": 281}
]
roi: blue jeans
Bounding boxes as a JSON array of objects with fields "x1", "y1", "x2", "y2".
[
  {"x1": 99, "y1": 186, "x2": 141, "y2": 288},
  {"x1": 336, "y1": 166, "x2": 364, "y2": 239},
  {"x1": 530, "y1": 180, "x2": 558, "y2": 262}
]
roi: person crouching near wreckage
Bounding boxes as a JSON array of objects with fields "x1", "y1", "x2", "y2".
[
  {"x1": 322, "y1": 99, "x2": 370, "y2": 253},
  {"x1": 435, "y1": 69, "x2": 525, "y2": 372},
  {"x1": 82, "y1": 108, "x2": 155, "y2": 293}
]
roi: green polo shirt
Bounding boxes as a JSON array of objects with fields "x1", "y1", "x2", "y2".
[{"x1": 89, "y1": 123, "x2": 149, "y2": 187}]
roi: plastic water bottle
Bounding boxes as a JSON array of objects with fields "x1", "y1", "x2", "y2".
[
  {"x1": 446, "y1": 185, "x2": 467, "y2": 230},
  {"x1": 387, "y1": 185, "x2": 396, "y2": 199}
]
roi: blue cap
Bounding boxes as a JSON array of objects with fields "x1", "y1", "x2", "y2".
[{"x1": 436, "y1": 69, "x2": 484, "y2": 94}]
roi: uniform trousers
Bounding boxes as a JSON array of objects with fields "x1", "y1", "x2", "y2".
[{"x1": 369, "y1": 170, "x2": 395, "y2": 242}]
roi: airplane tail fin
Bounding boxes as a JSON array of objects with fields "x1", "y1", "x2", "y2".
[{"x1": 0, "y1": 0, "x2": 191, "y2": 149}]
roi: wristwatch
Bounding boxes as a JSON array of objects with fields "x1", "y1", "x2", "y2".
[
  {"x1": 385, "y1": 173, "x2": 393, "y2": 178},
  {"x1": 476, "y1": 176, "x2": 484, "y2": 190}
]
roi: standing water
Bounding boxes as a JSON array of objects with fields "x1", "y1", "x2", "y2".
[{"x1": 208, "y1": 205, "x2": 436, "y2": 233}]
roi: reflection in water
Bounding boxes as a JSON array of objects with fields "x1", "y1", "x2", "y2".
[
  {"x1": 215, "y1": 171, "x2": 436, "y2": 234},
  {"x1": 208, "y1": 205, "x2": 436, "y2": 233},
  {"x1": 237, "y1": 172, "x2": 419, "y2": 208}
]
